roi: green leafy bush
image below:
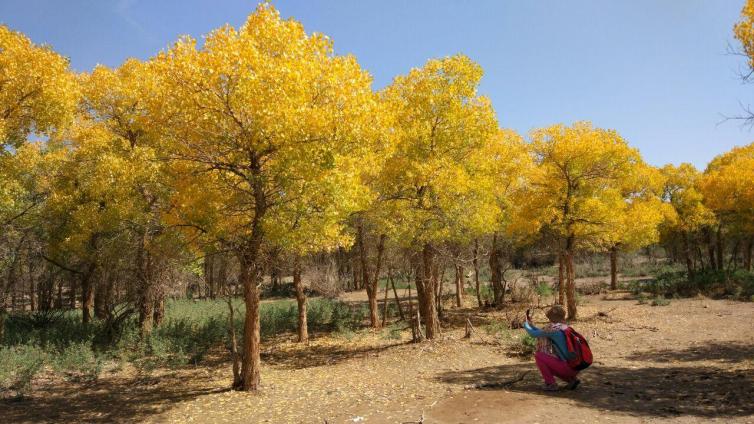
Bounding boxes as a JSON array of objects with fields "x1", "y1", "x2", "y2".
[
  {"x1": 520, "y1": 334, "x2": 537, "y2": 355},
  {"x1": 650, "y1": 296, "x2": 670, "y2": 307},
  {"x1": 648, "y1": 268, "x2": 754, "y2": 299},
  {"x1": 52, "y1": 342, "x2": 102, "y2": 381},
  {"x1": 534, "y1": 282, "x2": 554, "y2": 297},
  {"x1": 0, "y1": 345, "x2": 46, "y2": 392}
]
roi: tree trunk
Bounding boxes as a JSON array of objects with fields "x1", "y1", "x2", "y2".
[
  {"x1": 29, "y1": 279, "x2": 36, "y2": 312},
  {"x1": 565, "y1": 236, "x2": 577, "y2": 320},
  {"x1": 454, "y1": 264, "x2": 463, "y2": 307},
  {"x1": 683, "y1": 232, "x2": 694, "y2": 277},
  {"x1": 389, "y1": 270, "x2": 404, "y2": 320},
  {"x1": 381, "y1": 267, "x2": 391, "y2": 327},
  {"x1": 0, "y1": 308, "x2": 6, "y2": 343},
  {"x1": 94, "y1": 273, "x2": 109, "y2": 319},
  {"x1": 358, "y1": 223, "x2": 384, "y2": 329},
  {"x1": 237, "y1": 251, "x2": 262, "y2": 391},
  {"x1": 205, "y1": 254, "x2": 215, "y2": 300},
  {"x1": 609, "y1": 246, "x2": 618, "y2": 290},
  {"x1": 729, "y1": 240, "x2": 740, "y2": 270},
  {"x1": 706, "y1": 229, "x2": 717, "y2": 271},
  {"x1": 745, "y1": 237, "x2": 753, "y2": 271},
  {"x1": 153, "y1": 288, "x2": 165, "y2": 327},
  {"x1": 716, "y1": 226, "x2": 724, "y2": 271},
  {"x1": 489, "y1": 234, "x2": 504, "y2": 306},
  {"x1": 293, "y1": 258, "x2": 308, "y2": 343},
  {"x1": 435, "y1": 263, "x2": 444, "y2": 319},
  {"x1": 558, "y1": 252, "x2": 565, "y2": 305},
  {"x1": 55, "y1": 279, "x2": 63, "y2": 309},
  {"x1": 473, "y1": 239, "x2": 482, "y2": 307},
  {"x1": 81, "y1": 264, "x2": 95, "y2": 324},
  {"x1": 417, "y1": 244, "x2": 439, "y2": 339},
  {"x1": 351, "y1": 253, "x2": 360, "y2": 291},
  {"x1": 69, "y1": 275, "x2": 77, "y2": 310},
  {"x1": 217, "y1": 254, "x2": 228, "y2": 295},
  {"x1": 226, "y1": 294, "x2": 242, "y2": 388}
]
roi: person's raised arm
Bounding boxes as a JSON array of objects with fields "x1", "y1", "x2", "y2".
[{"x1": 523, "y1": 319, "x2": 546, "y2": 337}]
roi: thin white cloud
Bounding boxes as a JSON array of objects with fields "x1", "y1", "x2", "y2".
[{"x1": 114, "y1": 0, "x2": 158, "y2": 44}]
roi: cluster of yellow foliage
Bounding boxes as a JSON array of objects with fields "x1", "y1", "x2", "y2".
[{"x1": 0, "y1": 26, "x2": 78, "y2": 147}]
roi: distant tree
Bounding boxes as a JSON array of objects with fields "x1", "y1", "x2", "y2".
[
  {"x1": 699, "y1": 143, "x2": 754, "y2": 270},
  {"x1": 659, "y1": 164, "x2": 717, "y2": 276}
]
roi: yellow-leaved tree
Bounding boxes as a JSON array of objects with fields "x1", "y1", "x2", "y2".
[
  {"x1": 483, "y1": 129, "x2": 534, "y2": 306},
  {"x1": 601, "y1": 165, "x2": 668, "y2": 289},
  {"x1": 520, "y1": 122, "x2": 644, "y2": 319},
  {"x1": 71, "y1": 58, "x2": 179, "y2": 331},
  {"x1": 699, "y1": 143, "x2": 754, "y2": 270},
  {"x1": 659, "y1": 163, "x2": 717, "y2": 276},
  {"x1": 152, "y1": 4, "x2": 376, "y2": 390},
  {"x1": 377, "y1": 55, "x2": 502, "y2": 338},
  {"x1": 0, "y1": 26, "x2": 77, "y2": 329}
]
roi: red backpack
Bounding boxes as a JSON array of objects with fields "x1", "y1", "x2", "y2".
[{"x1": 562, "y1": 327, "x2": 592, "y2": 370}]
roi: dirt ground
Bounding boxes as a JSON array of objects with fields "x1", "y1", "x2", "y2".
[{"x1": 3, "y1": 289, "x2": 753, "y2": 424}]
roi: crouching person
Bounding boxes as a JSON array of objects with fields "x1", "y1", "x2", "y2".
[{"x1": 524, "y1": 305, "x2": 590, "y2": 392}]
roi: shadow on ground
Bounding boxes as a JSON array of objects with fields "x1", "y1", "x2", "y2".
[
  {"x1": 262, "y1": 341, "x2": 404, "y2": 370},
  {"x1": 626, "y1": 341, "x2": 754, "y2": 364},
  {"x1": 436, "y1": 344, "x2": 754, "y2": 418},
  {"x1": 1, "y1": 372, "x2": 228, "y2": 423}
]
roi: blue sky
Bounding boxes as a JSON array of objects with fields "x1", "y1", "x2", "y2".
[{"x1": 1, "y1": 0, "x2": 752, "y2": 169}]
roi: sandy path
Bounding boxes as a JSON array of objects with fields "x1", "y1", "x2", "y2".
[{"x1": 425, "y1": 297, "x2": 754, "y2": 424}]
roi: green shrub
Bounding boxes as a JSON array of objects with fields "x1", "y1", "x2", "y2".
[
  {"x1": 52, "y1": 342, "x2": 102, "y2": 381},
  {"x1": 382, "y1": 323, "x2": 404, "y2": 340},
  {"x1": 0, "y1": 345, "x2": 46, "y2": 392},
  {"x1": 648, "y1": 268, "x2": 754, "y2": 299},
  {"x1": 520, "y1": 334, "x2": 536, "y2": 354},
  {"x1": 534, "y1": 282, "x2": 554, "y2": 297},
  {"x1": 650, "y1": 296, "x2": 670, "y2": 307},
  {"x1": 483, "y1": 321, "x2": 511, "y2": 340}
]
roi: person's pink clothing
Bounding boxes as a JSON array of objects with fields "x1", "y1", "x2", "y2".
[{"x1": 534, "y1": 351, "x2": 577, "y2": 385}]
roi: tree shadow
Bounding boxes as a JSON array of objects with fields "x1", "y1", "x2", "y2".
[
  {"x1": 436, "y1": 359, "x2": 754, "y2": 418},
  {"x1": 262, "y1": 340, "x2": 405, "y2": 370},
  {"x1": 626, "y1": 341, "x2": 754, "y2": 364},
  {"x1": 1, "y1": 371, "x2": 229, "y2": 423}
]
